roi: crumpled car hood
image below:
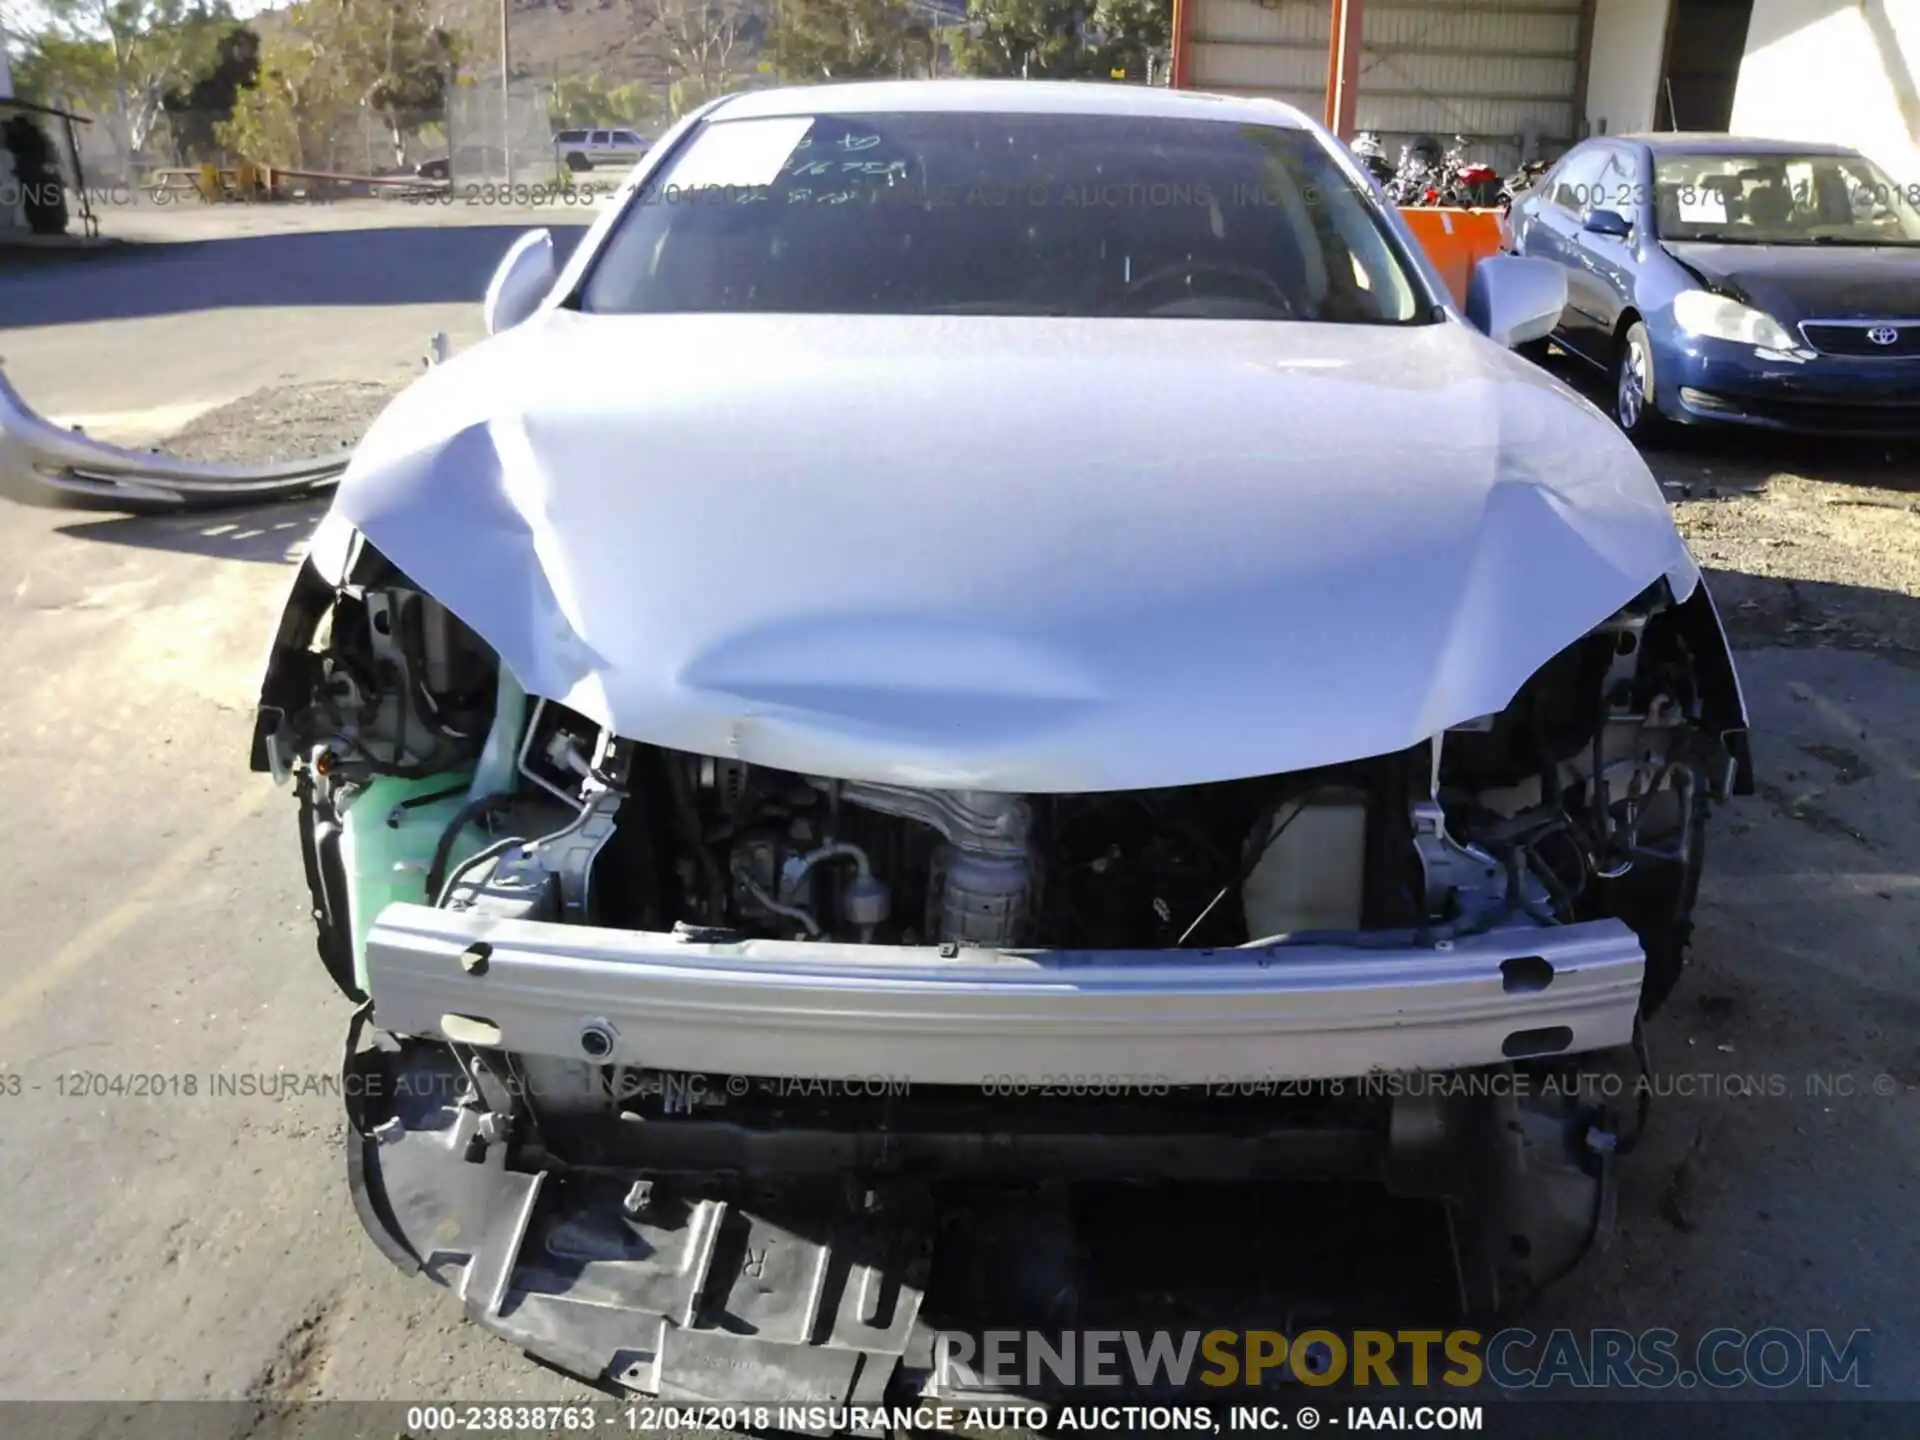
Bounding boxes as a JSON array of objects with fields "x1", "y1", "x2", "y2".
[
  {"x1": 331, "y1": 310, "x2": 1697, "y2": 792},
  {"x1": 1663, "y1": 240, "x2": 1920, "y2": 323}
]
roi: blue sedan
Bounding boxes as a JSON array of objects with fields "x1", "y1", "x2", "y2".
[{"x1": 1504, "y1": 133, "x2": 1920, "y2": 439}]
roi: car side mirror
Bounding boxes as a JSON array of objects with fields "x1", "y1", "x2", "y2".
[
  {"x1": 1583, "y1": 207, "x2": 1633, "y2": 238},
  {"x1": 483, "y1": 228, "x2": 557, "y2": 335},
  {"x1": 1465, "y1": 254, "x2": 1568, "y2": 348}
]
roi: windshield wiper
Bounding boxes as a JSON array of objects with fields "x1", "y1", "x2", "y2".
[{"x1": 1806, "y1": 235, "x2": 1920, "y2": 247}]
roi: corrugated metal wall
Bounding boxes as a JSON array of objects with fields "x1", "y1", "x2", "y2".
[{"x1": 1184, "y1": 0, "x2": 1588, "y2": 168}]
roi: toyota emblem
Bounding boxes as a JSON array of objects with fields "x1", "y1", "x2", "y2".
[{"x1": 1866, "y1": 325, "x2": 1901, "y2": 346}]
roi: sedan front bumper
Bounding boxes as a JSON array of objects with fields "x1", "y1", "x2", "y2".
[
  {"x1": 1658, "y1": 334, "x2": 1920, "y2": 436},
  {"x1": 364, "y1": 905, "x2": 1646, "y2": 1082}
]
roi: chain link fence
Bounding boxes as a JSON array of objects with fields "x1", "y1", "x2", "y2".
[
  {"x1": 28, "y1": 76, "x2": 556, "y2": 192},
  {"x1": 441, "y1": 79, "x2": 560, "y2": 187}
]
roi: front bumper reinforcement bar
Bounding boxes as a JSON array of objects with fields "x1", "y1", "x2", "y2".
[{"x1": 364, "y1": 907, "x2": 1646, "y2": 1081}]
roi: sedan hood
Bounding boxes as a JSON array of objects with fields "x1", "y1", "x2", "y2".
[
  {"x1": 1663, "y1": 241, "x2": 1920, "y2": 322},
  {"x1": 331, "y1": 311, "x2": 1696, "y2": 792}
]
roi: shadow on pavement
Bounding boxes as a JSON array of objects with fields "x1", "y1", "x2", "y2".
[
  {"x1": 1707, "y1": 565, "x2": 1920, "y2": 662},
  {"x1": 1641, "y1": 428, "x2": 1920, "y2": 497},
  {"x1": 55, "y1": 496, "x2": 326, "y2": 565},
  {"x1": 0, "y1": 222, "x2": 588, "y2": 327}
]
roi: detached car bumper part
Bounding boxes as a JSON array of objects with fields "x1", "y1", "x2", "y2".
[{"x1": 0, "y1": 364, "x2": 350, "y2": 511}]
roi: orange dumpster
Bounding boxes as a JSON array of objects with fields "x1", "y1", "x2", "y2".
[{"x1": 1399, "y1": 206, "x2": 1507, "y2": 307}]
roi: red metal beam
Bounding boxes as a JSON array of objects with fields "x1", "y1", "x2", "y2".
[
  {"x1": 1171, "y1": 0, "x2": 1194, "y2": 89},
  {"x1": 1323, "y1": 0, "x2": 1364, "y2": 140}
]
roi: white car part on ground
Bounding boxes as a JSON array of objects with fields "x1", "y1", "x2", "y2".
[
  {"x1": 0, "y1": 364, "x2": 350, "y2": 511},
  {"x1": 0, "y1": 332, "x2": 454, "y2": 513}
]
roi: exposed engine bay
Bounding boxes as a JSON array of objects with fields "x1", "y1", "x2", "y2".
[
  {"x1": 261, "y1": 540, "x2": 1744, "y2": 1005},
  {"x1": 252, "y1": 535, "x2": 1751, "y2": 1406}
]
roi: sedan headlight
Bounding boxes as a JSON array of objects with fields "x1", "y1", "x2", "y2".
[{"x1": 1671, "y1": 289, "x2": 1799, "y2": 350}]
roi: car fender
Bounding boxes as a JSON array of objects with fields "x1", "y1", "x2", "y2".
[{"x1": 1672, "y1": 577, "x2": 1755, "y2": 796}]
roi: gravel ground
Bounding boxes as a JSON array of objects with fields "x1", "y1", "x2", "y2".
[
  {"x1": 159, "y1": 381, "x2": 409, "y2": 465},
  {"x1": 1672, "y1": 465, "x2": 1920, "y2": 660},
  {"x1": 1539, "y1": 353, "x2": 1920, "y2": 660}
]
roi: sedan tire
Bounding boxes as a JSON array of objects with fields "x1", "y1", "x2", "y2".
[{"x1": 1612, "y1": 321, "x2": 1665, "y2": 440}]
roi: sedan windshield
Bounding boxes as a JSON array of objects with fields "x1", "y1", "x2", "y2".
[
  {"x1": 579, "y1": 111, "x2": 1426, "y2": 322},
  {"x1": 1654, "y1": 152, "x2": 1920, "y2": 245}
]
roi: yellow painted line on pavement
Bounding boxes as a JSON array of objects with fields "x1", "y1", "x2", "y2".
[{"x1": 0, "y1": 784, "x2": 274, "y2": 1036}]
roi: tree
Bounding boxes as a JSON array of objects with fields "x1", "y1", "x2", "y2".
[
  {"x1": 13, "y1": 31, "x2": 119, "y2": 117},
  {"x1": 667, "y1": 74, "x2": 710, "y2": 119},
  {"x1": 1085, "y1": 0, "x2": 1167, "y2": 82},
  {"x1": 770, "y1": 0, "x2": 934, "y2": 81},
  {"x1": 161, "y1": 23, "x2": 258, "y2": 162},
  {"x1": 216, "y1": 0, "x2": 464, "y2": 171},
  {"x1": 551, "y1": 72, "x2": 654, "y2": 129},
  {"x1": 634, "y1": 0, "x2": 748, "y2": 98},
  {"x1": 606, "y1": 78, "x2": 655, "y2": 127},
  {"x1": 339, "y1": 0, "x2": 459, "y2": 166},
  {"x1": 28, "y1": 0, "x2": 239, "y2": 181},
  {"x1": 948, "y1": 0, "x2": 1088, "y2": 78},
  {"x1": 217, "y1": 5, "x2": 353, "y2": 169}
]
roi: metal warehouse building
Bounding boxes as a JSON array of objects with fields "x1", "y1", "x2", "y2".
[{"x1": 1171, "y1": 0, "x2": 1920, "y2": 177}]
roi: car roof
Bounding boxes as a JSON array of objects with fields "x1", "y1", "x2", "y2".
[
  {"x1": 707, "y1": 79, "x2": 1315, "y2": 129},
  {"x1": 1613, "y1": 132, "x2": 1862, "y2": 158}
]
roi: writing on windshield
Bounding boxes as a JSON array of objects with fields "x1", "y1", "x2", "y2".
[{"x1": 584, "y1": 111, "x2": 1426, "y2": 323}]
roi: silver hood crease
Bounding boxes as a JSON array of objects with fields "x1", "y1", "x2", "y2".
[{"x1": 330, "y1": 309, "x2": 1699, "y2": 791}]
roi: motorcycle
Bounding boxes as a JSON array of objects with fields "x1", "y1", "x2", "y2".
[
  {"x1": 1498, "y1": 157, "x2": 1555, "y2": 209},
  {"x1": 1350, "y1": 130, "x2": 1397, "y2": 186},
  {"x1": 1385, "y1": 134, "x2": 1445, "y2": 206},
  {"x1": 1388, "y1": 134, "x2": 1505, "y2": 208},
  {"x1": 1447, "y1": 135, "x2": 1504, "y2": 207}
]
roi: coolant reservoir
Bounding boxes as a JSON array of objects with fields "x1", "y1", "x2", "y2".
[{"x1": 1240, "y1": 792, "x2": 1368, "y2": 940}]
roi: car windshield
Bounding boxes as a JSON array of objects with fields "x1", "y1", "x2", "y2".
[
  {"x1": 579, "y1": 111, "x2": 1426, "y2": 322},
  {"x1": 1653, "y1": 152, "x2": 1920, "y2": 245}
]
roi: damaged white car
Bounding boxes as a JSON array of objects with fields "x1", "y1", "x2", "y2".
[{"x1": 252, "y1": 82, "x2": 1752, "y2": 1403}]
